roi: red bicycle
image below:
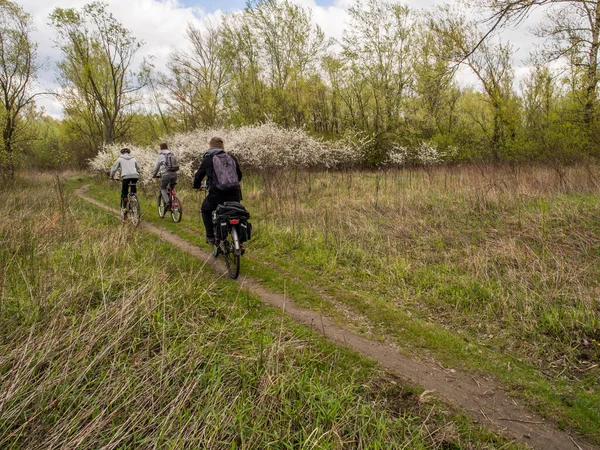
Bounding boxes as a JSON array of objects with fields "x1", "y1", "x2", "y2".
[{"x1": 156, "y1": 178, "x2": 182, "y2": 222}]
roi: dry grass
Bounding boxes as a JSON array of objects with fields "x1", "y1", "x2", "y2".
[{"x1": 243, "y1": 164, "x2": 600, "y2": 379}]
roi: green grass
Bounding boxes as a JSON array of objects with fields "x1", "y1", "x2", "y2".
[
  {"x1": 0, "y1": 173, "x2": 520, "y2": 449},
  {"x1": 79, "y1": 165, "x2": 600, "y2": 444}
]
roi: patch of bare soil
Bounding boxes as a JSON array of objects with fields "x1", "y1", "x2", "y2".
[{"x1": 76, "y1": 186, "x2": 598, "y2": 450}]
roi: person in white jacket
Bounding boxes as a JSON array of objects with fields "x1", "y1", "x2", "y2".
[{"x1": 110, "y1": 148, "x2": 140, "y2": 210}]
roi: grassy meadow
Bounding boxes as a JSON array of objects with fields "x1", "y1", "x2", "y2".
[
  {"x1": 245, "y1": 164, "x2": 600, "y2": 441},
  {"x1": 0, "y1": 173, "x2": 521, "y2": 448},
  {"x1": 81, "y1": 163, "x2": 600, "y2": 444}
]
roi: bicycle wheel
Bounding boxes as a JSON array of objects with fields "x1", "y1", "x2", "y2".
[
  {"x1": 223, "y1": 229, "x2": 241, "y2": 279},
  {"x1": 129, "y1": 195, "x2": 141, "y2": 227},
  {"x1": 158, "y1": 194, "x2": 166, "y2": 218},
  {"x1": 211, "y1": 241, "x2": 220, "y2": 257},
  {"x1": 170, "y1": 196, "x2": 182, "y2": 222}
]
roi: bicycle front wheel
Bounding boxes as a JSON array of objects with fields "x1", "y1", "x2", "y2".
[
  {"x1": 170, "y1": 196, "x2": 182, "y2": 222},
  {"x1": 223, "y1": 229, "x2": 240, "y2": 279},
  {"x1": 158, "y1": 194, "x2": 166, "y2": 218},
  {"x1": 129, "y1": 196, "x2": 141, "y2": 227}
]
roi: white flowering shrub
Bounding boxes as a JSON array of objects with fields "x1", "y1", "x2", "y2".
[
  {"x1": 386, "y1": 141, "x2": 456, "y2": 167},
  {"x1": 89, "y1": 125, "x2": 456, "y2": 179},
  {"x1": 89, "y1": 123, "x2": 363, "y2": 182}
]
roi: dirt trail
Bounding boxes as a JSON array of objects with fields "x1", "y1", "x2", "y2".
[{"x1": 76, "y1": 186, "x2": 597, "y2": 450}]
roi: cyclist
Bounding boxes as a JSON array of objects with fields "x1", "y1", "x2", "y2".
[
  {"x1": 193, "y1": 137, "x2": 243, "y2": 244},
  {"x1": 110, "y1": 148, "x2": 140, "y2": 212},
  {"x1": 152, "y1": 143, "x2": 179, "y2": 210}
]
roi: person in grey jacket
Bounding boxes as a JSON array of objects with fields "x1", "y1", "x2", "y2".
[
  {"x1": 110, "y1": 148, "x2": 140, "y2": 209},
  {"x1": 152, "y1": 142, "x2": 178, "y2": 210}
]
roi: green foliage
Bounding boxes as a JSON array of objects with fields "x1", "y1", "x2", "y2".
[{"x1": 11, "y1": 0, "x2": 600, "y2": 168}]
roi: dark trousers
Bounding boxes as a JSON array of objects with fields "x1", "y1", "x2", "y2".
[
  {"x1": 160, "y1": 171, "x2": 178, "y2": 205},
  {"x1": 121, "y1": 179, "x2": 137, "y2": 208},
  {"x1": 202, "y1": 190, "x2": 241, "y2": 239}
]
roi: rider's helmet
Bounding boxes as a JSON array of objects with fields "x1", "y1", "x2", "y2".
[{"x1": 120, "y1": 148, "x2": 131, "y2": 154}]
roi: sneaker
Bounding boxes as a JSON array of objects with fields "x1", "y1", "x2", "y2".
[{"x1": 206, "y1": 237, "x2": 216, "y2": 245}]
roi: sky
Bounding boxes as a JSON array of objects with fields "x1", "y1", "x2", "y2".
[{"x1": 15, "y1": 0, "x2": 544, "y2": 119}]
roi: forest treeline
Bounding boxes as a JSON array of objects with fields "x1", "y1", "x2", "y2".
[{"x1": 1, "y1": 0, "x2": 600, "y2": 175}]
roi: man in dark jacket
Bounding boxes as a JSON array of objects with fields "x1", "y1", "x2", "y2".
[{"x1": 193, "y1": 137, "x2": 243, "y2": 244}]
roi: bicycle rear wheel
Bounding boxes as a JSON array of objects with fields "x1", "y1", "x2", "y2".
[
  {"x1": 170, "y1": 196, "x2": 182, "y2": 222},
  {"x1": 223, "y1": 228, "x2": 241, "y2": 279},
  {"x1": 158, "y1": 194, "x2": 166, "y2": 218},
  {"x1": 129, "y1": 196, "x2": 141, "y2": 227}
]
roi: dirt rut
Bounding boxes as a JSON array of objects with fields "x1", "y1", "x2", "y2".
[{"x1": 77, "y1": 186, "x2": 598, "y2": 450}]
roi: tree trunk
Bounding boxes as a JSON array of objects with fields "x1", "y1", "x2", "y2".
[
  {"x1": 2, "y1": 116, "x2": 15, "y2": 179},
  {"x1": 584, "y1": 2, "x2": 600, "y2": 126}
]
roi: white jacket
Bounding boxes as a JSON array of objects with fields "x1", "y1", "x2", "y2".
[{"x1": 110, "y1": 154, "x2": 140, "y2": 179}]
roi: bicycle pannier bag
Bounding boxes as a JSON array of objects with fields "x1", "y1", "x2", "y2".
[
  {"x1": 239, "y1": 219, "x2": 252, "y2": 242},
  {"x1": 215, "y1": 202, "x2": 250, "y2": 220},
  {"x1": 212, "y1": 152, "x2": 239, "y2": 191},
  {"x1": 212, "y1": 217, "x2": 229, "y2": 241},
  {"x1": 165, "y1": 151, "x2": 179, "y2": 172},
  {"x1": 213, "y1": 202, "x2": 251, "y2": 241}
]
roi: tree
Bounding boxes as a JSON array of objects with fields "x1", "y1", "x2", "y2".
[
  {"x1": 243, "y1": 0, "x2": 327, "y2": 127},
  {"x1": 220, "y1": 13, "x2": 267, "y2": 126},
  {"x1": 478, "y1": 0, "x2": 600, "y2": 127},
  {"x1": 165, "y1": 22, "x2": 231, "y2": 130},
  {"x1": 49, "y1": 1, "x2": 147, "y2": 153},
  {"x1": 341, "y1": 0, "x2": 414, "y2": 161},
  {"x1": 0, "y1": 0, "x2": 38, "y2": 178},
  {"x1": 430, "y1": 6, "x2": 518, "y2": 159},
  {"x1": 412, "y1": 17, "x2": 461, "y2": 141}
]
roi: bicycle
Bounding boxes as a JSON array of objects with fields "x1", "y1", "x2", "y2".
[
  {"x1": 201, "y1": 183, "x2": 249, "y2": 279},
  {"x1": 113, "y1": 178, "x2": 141, "y2": 227},
  {"x1": 155, "y1": 176, "x2": 182, "y2": 222}
]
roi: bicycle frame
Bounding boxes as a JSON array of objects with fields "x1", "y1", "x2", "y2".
[
  {"x1": 157, "y1": 177, "x2": 182, "y2": 222},
  {"x1": 168, "y1": 186, "x2": 176, "y2": 205}
]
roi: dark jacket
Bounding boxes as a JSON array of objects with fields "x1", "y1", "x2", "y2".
[{"x1": 193, "y1": 148, "x2": 243, "y2": 192}]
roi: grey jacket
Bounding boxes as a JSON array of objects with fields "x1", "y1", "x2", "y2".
[
  {"x1": 153, "y1": 149, "x2": 178, "y2": 177},
  {"x1": 110, "y1": 154, "x2": 140, "y2": 179}
]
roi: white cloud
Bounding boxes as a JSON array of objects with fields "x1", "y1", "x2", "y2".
[{"x1": 20, "y1": 0, "x2": 221, "y2": 117}]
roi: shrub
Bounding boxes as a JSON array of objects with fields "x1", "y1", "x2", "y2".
[
  {"x1": 89, "y1": 123, "x2": 455, "y2": 180},
  {"x1": 90, "y1": 123, "x2": 364, "y2": 182}
]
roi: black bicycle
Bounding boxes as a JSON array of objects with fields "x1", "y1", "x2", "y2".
[
  {"x1": 113, "y1": 178, "x2": 141, "y2": 227},
  {"x1": 201, "y1": 183, "x2": 251, "y2": 279},
  {"x1": 212, "y1": 212, "x2": 244, "y2": 279}
]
